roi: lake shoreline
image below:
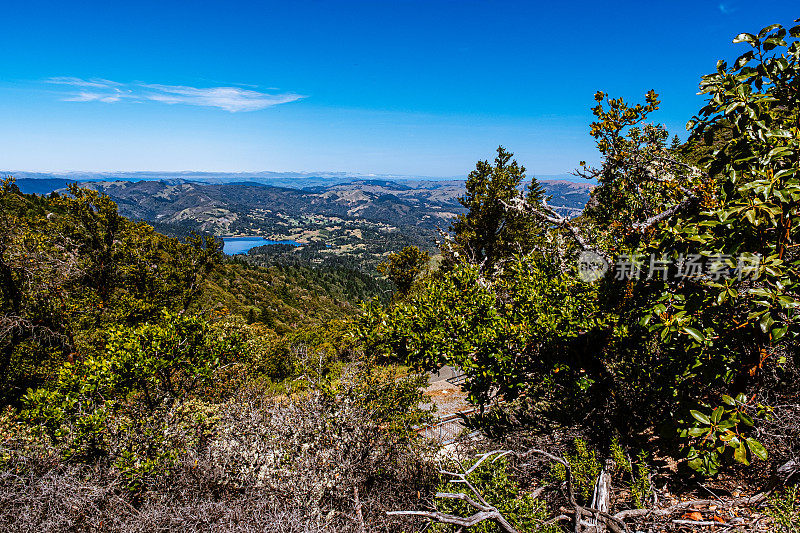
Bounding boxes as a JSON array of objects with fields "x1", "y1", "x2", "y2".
[{"x1": 222, "y1": 236, "x2": 304, "y2": 255}]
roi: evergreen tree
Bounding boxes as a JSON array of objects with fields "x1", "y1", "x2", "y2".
[{"x1": 451, "y1": 146, "x2": 544, "y2": 268}]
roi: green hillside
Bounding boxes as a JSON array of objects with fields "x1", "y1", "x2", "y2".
[{"x1": 2, "y1": 19, "x2": 800, "y2": 533}]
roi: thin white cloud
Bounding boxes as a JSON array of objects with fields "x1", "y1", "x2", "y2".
[
  {"x1": 47, "y1": 77, "x2": 123, "y2": 89},
  {"x1": 45, "y1": 77, "x2": 304, "y2": 112},
  {"x1": 140, "y1": 84, "x2": 302, "y2": 112},
  {"x1": 64, "y1": 92, "x2": 125, "y2": 103}
]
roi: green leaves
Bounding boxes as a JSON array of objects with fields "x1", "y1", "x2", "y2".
[
  {"x1": 376, "y1": 245, "x2": 430, "y2": 296},
  {"x1": 681, "y1": 397, "x2": 770, "y2": 476},
  {"x1": 659, "y1": 23, "x2": 800, "y2": 473},
  {"x1": 0, "y1": 181, "x2": 223, "y2": 405},
  {"x1": 747, "y1": 438, "x2": 768, "y2": 460},
  {"x1": 734, "y1": 51, "x2": 755, "y2": 69},
  {"x1": 358, "y1": 256, "x2": 604, "y2": 408},
  {"x1": 450, "y1": 146, "x2": 546, "y2": 268},
  {"x1": 683, "y1": 327, "x2": 705, "y2": 343},
  {"x1": 21, "y1": 313, "x2": 240, "y2": 458},
  {"x1": 758, "y1": 24, "x2": 783, "y2": 38},
  {"x1": 691, "y1": 410, "x2": 710, "y2": 424},
  {"x1": 733, "y1": 441, "x2": 749, "y2": 464}
]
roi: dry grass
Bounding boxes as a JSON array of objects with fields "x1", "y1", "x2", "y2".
[{"x1": 0, "y1": 373, "x2": 437, "y2": 533}]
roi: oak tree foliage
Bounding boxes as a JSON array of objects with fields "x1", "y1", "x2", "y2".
[{"x1": 359, "y1": 19, "x2": 800, "y2": 475}]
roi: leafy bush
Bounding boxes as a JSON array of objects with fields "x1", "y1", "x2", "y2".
[
  {"x1": 359, "y1": 256, "x2": 602, "y2": 409},
  {"x1": 549, "y1": 438, "x2": 602, "y2": 503},
  {"x1": 21, "y1": 313, "x2": 239, "y2": 467},
  {"x1": 679, "y1": 393, "x2": 770, "y2": 476}
]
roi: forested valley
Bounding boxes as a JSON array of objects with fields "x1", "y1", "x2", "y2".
[{"x1": 1, "y1": 20, "x2": 800, "y2": 533}]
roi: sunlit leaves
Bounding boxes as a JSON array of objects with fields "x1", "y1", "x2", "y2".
[
  {"x1": 358, "y1": 257, "x2": 604, "y2": 407},
  {"x1": 681, "y1": 394, "x2": 771, "y2": 475}
]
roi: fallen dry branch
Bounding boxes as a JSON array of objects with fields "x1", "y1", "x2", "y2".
[
  {"x1": 388, "y1": 450, "x2": 519, "y2": 532},
  {"x1": 389, "y1": 446, "x2": 781, "y2": 533}
]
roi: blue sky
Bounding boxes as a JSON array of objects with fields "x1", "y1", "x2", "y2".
[{"x1": 0, "y1": 0, "x2": 796, "y2": 177}]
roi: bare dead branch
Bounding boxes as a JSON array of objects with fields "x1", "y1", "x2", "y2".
[
  {"x1": 501, "y1": 197, "x2": 602, "y2": 261},
  {"x1": 631, "y1": 194, "x2": 697, "y2": 233},
  {"x1": 465, "y1": 449, "x2": 513, "y2": 475},
  {"x1": 390, "y1": 450, "x2": 519, "y2": 532},
  {"x1": 387, "y1": 509, "x2": 514, "y2": 530}
]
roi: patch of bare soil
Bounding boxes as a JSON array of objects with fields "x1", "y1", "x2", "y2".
[{"x1": 421, "y1": 376, "x2": 470, "y2": 418}]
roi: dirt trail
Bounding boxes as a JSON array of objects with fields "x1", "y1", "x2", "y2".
[{"x1": 421, "y1": 367, "x2": 470, "y2": 417}]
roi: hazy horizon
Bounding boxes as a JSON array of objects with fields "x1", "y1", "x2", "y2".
[{"x1": 3, "y1": 169, "x2": 588, "y2": 183}]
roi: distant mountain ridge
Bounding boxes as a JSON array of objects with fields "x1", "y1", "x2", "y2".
[
  {"x1": 64, "y1": 178, "x2": 591, "y2": 235},
  {"x1": 73, "y1": 179, "x2": 463, "y2": 235},
  {"x1": 6, "y1": 170, "x2": 590, "y2": 192},
  {"x1": 8, "y1": 175, "x2": 592, "y2": 271}
]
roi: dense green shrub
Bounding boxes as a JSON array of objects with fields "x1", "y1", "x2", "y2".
[
  {"x1": 358, "y1": 256, "x2": 601, "y2": 409},
  {"x1": 357, "y1": 20, "x2": 800, "y2": 477},
  {"x1": 21, "y1": 313, "x2": 239, "y2": 463},
  {"x1": 0, "y1": 181, "x2": 219, "y2": 405}
]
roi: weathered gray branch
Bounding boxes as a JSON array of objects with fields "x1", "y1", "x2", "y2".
[
  {"x1": 387, "y1": 509, "x2": 515, "y2": 530},
  {"x1": 388, "y1": 450, "x2": 519, "y2": 533},
  {"x1": 435, "y1": 491, "x2": 493, "y2": 512},
  {"x1": 631, "y1": 194, "x2": 697, "y2": 233},
  {"x1": 501, "y1": 198, "x2": 600, "y2": 260}
]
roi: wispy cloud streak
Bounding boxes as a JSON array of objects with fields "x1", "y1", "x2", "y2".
[
  {"x1": 45, "y1": 77, "x2": 304, "y2": 112},
  {"x1": 140, "y1": 84, "x2": 301, "y2": 112},
  {"x1": 47, "y1": 77, "x2": 123, "y2": 88}
]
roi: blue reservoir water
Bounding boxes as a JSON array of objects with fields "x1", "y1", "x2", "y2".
[{"x1": 222, "y1": 237, "x2": 302, "y2": 255}]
